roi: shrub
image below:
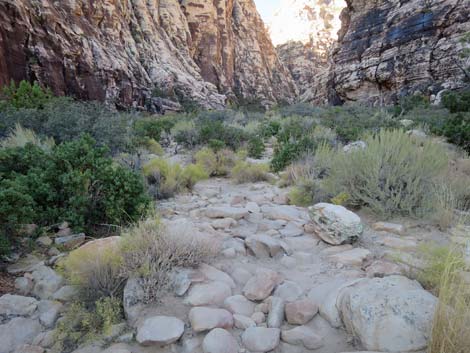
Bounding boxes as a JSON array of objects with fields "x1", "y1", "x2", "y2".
[
  {"x1": 171, "y1": 119, "x2": 198, "y2": 148},
  {"x1": 0, "y1": 135, "x2": 150, "y2": 241},
  {"x1": 195, "y1": 147, "x2": 237, "y2": 177},
  {"x1": 54, "y1": 297, "x2": 122, "y2": 352},
  {"x1": 142, "y1": 158, "x2": 207, "y2": 198},
  {"x1": 322, "y1": 129, "x2": 449, "y2": 217},
  {"x1": 440, "y1": 112, "x2": 470, "y2": 153},
  {"x1": 0, "y1": 80, "x2": 52, "y2": 110},
  {"x1": 144, "y1": 138, "x2": 164, "y2": 155},
  {"x1": 198, "y1": 118, "x2": 247, "y2": 150},
  {"x1": 1, "y1": 97, "x2": 135, "y2": 153},
  {"x1": 428, "y1": 247, "x2": 470, "y2": 353},
  {"x1": 60, "y1": 237, "x2": 124, "y2": 301},
  {"x1": 271, "y1": 137, "x2": 316, "y2": 172},
  {"x1": 441, "y1": 90, "x2": 470, "y2": 113},
  {"x1": 231, "y1": 161, "x2": 270, "y2": 184},
  {"x1": 1, "y1": 124, "x2": 54, "y2": 151},
  {"x1": 247, "y1": 135, "x2": 265, "y2": 159},
  {"x1": 288, "y1": 179, "x2": 318, "y2": 207},
  {"x1": 134, "y1": 116, "x2": 175, "y2": 144},
  {"x1": 119, "y1": 218, "x2": 216, "y2": 303}
]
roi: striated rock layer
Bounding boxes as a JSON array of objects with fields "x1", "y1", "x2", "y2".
[
  {"x1": 329, "y1": 0, "x2": 470, "y2": 105},
  {"x1": 0, "y1": 0, "x2": 296, "y2": 111}
]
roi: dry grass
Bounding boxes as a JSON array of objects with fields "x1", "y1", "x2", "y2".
[
  {"x1": 119, "y1": 218, "x2": 216, "y2": 303},
  {"x1": 428, "y1": 247, "x2": 470, "y2": 353},
  {"x1": 231, "y1": 161, "x2": 270, "y2": 184}
]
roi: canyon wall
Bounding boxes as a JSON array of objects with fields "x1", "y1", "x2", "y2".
[
  {"x1": 0, "y1": 0, "x2": 296, "y2": 112},
  {"x1": 329, "y1": 0, "x2": 470, "y2": 104}
]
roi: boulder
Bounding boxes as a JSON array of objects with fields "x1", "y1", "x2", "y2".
[
  {"x1": 0, "y1": 294, "x2": 38, "y2": 317},
  {"x1": 281, "y1": 326, "x2": 323, "y2": 349},
  {"x1": 189, "y1": 307, "x2": 233, "y2": 332},
  {"x1": 14, "y1": 276, "x2": 34, "y2": 295},
  {"x1": 261, "y1": 205, "x2": 305, "y2": 222},
  {"x1": 224, "y1": 295, "x2": 256, "y2": 316},
  {"x1": 136, "y1": 316, "x2": 184, "y2": 346},
  {"x1": 38, "y1": 300, "x2": 62, "y2": 328},
  {"x1": 54, "y1": 233, "x2": 86, "y2": 249},
  {"x1": 279, "y1": 223, "x2": 304, "y2": 237},
  {"x1": 52, "y1": 285, "x2": 78, "y2": 301},
  {"x1": 123, "y1": 278, "x2": 146, "y2": 325},
  {"x1": 199, "y1": 264, "x2": 235, "y2": 289},
  {"x1": 202, "y1": 328, "x2": 238, "y2": 353},
  {"x1": 309, "y1": 203, "x2": 363, "y2": 245},
  {"x1": 242, "y1": 327, "x2": 280, "y2": 352},
  {"x1": 338, "y1": 276, "x2": 437, "y2": 352},
  {"x1": 185, "y1": 281, "x2": 232, "y2": 306},
  {"x1": 245, "y1": 235, "x2": 284, "y2": 258},
  {"x1": 0, "y1": 318, "x2": 42, "y2": 353},
  {"x1": 285, "y1": 298, "x2": 318, "y2": 325},
  {"x1": 243, "y1": 269, "x2": 280, "y2": 301}
]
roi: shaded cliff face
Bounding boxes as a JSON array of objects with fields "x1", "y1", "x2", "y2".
[
  {"x1": 330, "y1": 0, "x2": 470, "y2": 104},
  {"x1": 0, "y1": 0, "x2": 296, "y2": 111}
]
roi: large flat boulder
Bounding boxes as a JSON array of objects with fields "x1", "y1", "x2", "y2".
[{"x1": 136, "y1": 316, "x2": 184, "y2": 346}]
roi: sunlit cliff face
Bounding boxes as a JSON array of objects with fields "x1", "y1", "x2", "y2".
[{"x1": 268, "y1": 0, "x2": 346, "y2": 55}]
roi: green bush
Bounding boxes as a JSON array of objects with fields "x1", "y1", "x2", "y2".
[
  {"x1": 231, "y1": 161, "x2": 270, "y2": 184},
  {"x1": 247, "y1": 135, "x2": 265, "y2": 159},
  {"x1": 195, "y1": 147, "x2": 237, "y2": 177},
  {"x1": 288, "y1": 179, "x2": 318, "y2": 207},
  {"x1": 0, "y1": 80, "x2": 53, "y2": 110},
  {"x1": 133, "y1": 116, "x2": 175, "y2": 144},
  {"x1": 0, "y1": 135, "x2": 150, "y2": 241},
  {"x1": 1, "y1": 97, "x2": 134, "y2": 153},
  {"x1": 442, "y1": 90, "x2": 470, "y2": 113},
  {"x1": 440, "y1": 112, "x2": 470, "y2": 153},
  {"x1": 322, "y1": 129, "x2": 449, "y2": 217},
  {"x1": 271, "y1": 137, "x2": 316, "y2": 172}
]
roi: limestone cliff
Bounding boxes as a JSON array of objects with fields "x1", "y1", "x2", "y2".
[
  {"x1": 0, "y1": 0, "x2": 296, "y2": 111},
  {"x1": 330, "y1": 0, "x2": 470, "y2": 104}
]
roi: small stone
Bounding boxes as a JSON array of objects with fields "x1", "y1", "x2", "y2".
[
  {"x1": 136, "y1": 316, "x2": 184, "y2": 346},
  {"x1": 202, "y1": 328, "x2": 238, "y2": 353},
  {"x1": 47, "y1": 247, "x2": 61, "y2": 257},
  {"x1": 255, "y1": 302, "x2": 269, "y2": 314},
  {"x1": 321, "y1": 244, "x2": 354, "y2": 256},
  {"x1": 101, "y1": 344, "x2": 131, "y2": 353},
  {"x1": 36, "y1": 236, "x2": 52, "y2": 247},
  {"x1": 199, "y1": 264, "x2": 235, "y2": 288},
  {"x1": 38, "y1": 300, "x2": 62, "y2": 328},
  {"x1": 372, "y1": 222, "x2": 406, "y2": 235},
  {"x1": 54, "y1": 233, "x2": 86, "y2": 249},
  {"x1": 189, "y1": 307, "x2": 233, "y2": 332},
  {"x1": 204, "y1": 207, "x2": 248, "y2": 220},
  {"x1": 267, "y1": 296, "x2": 285, "y2": 328},
  {"x1": 365, "y1": 260, "x2": 404, "y2": 278},
  {"x1": 328, "y1": 248, "x2": 371, "y2": 266},
  {"x1": 12, "y1": 345, "x2": 44, "y2": 353},
  {"x1": 116, "y1": 332, "x2": 134, "y2": 343},
  {"x1": 7, "y1": 254, "x2": 43, "y2": 274},
  {"x1": 242, "y1": 327, "x2": 280, "y2": 352},
  {"x1": 0, "y1": 294, "x2": 38, "y2": 316},
  {"x1": 246, "y1": 202, "x2": 260, "y2": 213},
  {"x1": 261, "y1": 205, "x2": 303, "y2": 222},
  {"x1": 285, "y1": 299, "x2": 319, "y2": 325},
  {"x1": 281, "y1": 326, "x2": 323, "y2": 349},
  {"x1": 231, "y1": 268, "x2": 251, "y2": 286},
  {"x1": 251, "y1": 311, "x2": 266, "y2": 324},
  {"x1": 280, "y1": 223, "x2": 304, "y2": 237},
  {"x1": 212, "y1": 218, "x2": 237, "y2": 230},
  {"x1": 185, "y1": 281, "x2": 232, "y2": 306},
  {"x1": 243, "y1": 269, "x2": 280, "y2": 301},
  {"x1": 380, "y1": 236, "x2": 417, "y2": 250},
  {"x1": 245, "y1": 234, "x2": 284, "y2": 258},
  {"x1": 273, "y1": 281, "x2": 303, "y2": 302},
  {"x1": 52, "y1": 285, "x2": 77, "y2": 301},
  {"x1": 233, "y1": 314, "x2": 256, "y2": 329},
  {"x1": 343, "y1": 141, "x2": 367, "y2": 153},
  {"x1": 15, "y1": 277, "x2": 34, "y2": 296},
  {"x1": 224, "y1": 295, "x2": 256, "y2": 316}
]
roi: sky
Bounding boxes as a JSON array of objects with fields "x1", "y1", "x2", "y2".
[{"x1": 254, "y1": 0, "x2": 282, "y2": 23}]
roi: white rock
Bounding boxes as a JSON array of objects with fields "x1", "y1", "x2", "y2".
[
  {"x1": 251, "y1": 311, "x2": 266, "y2": 324},
  {"x1": 245, "y1": 234, "x2": 284, "y2": 258},
  {"x1": 233, "y1": 314, "x2": 256, "y2": 329},
  {"x1": 231, "y1": 268, "x2": 252, "y2": 286},
  {"x1": 31, "y1": 265, "x2": 64, "y2": 299},
  {"x1": 338, "y1": 276, "x2": 437, "y2": 352},
  {"x1": 285, "y1": 298, "x2": 318, "y2": 325},
  {"x1": 189, "y1": 307, "x2": 233, "y2": 332},
  {"x1": 202, "y1": 328, "x2": 238, "y2": 353},
  {"x1": 204, "y1": 207, "x2": 248, "y2": 220},
  {"x1": 242, "y1": 327, "x2": 280, "y2": 352},
  {"x1": 38, "y1": 300, "x2": 62, "y2": 328},
  {"x1": 328, "y1": 248, "x2": 371, "y2": 266},
  {"x1": 267, "y1": 296, "x2": 285, "y2": 328},
  {"x1": 224, "y1": 295, "x2": 256, "y2": 316},
  {"x1": 343, "y1": 141, "x2": 367, "y2": 153},
  {"x1": 186, "y1": 281, "x2": 232, "y2": 306},
  {"x1": 14, "y1": 277, "x2": 34, "y2": 296},
  {"x1": 199, "y1": 264, "x2": 235, "y2": 289},
  {"x1": 309, "y1": 203, "x2": 363, "y2": 245},
  {"x1": 0, "y1": 294, "x2": 38, "y2": 316},
  {"x1": 273, "y1": 281, "x2": 303, "y2": 302},
  {"x1": 281, "y1": 326, "x2": 323, "y2": 349},
  {"x1": 243, "y1": 269, "x2": 280, "y2": 301},
  {"x1": 136, "y1": 316, "x2": 184, "y2": 346},
  {"x1": 372, "y1": 222, "x2": 406, "y2": 235},
  {"x1": 280, "y1": 223, "x2": 304, "y2": 237},
  {"x1": 0, "y1": 318, "x2": 42, "y2": 353},
  {"x1": 261, "y1": 205, "x2": 303, "y2": 222}
]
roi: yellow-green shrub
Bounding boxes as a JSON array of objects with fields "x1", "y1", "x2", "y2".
[
  {"x1": 322, "y1": 129, "x2": 449, "y2": 217},
  {"x1": 231, "y1": 161, "x2": 270, "y2": 184},
  {"x1": 182, "y1": 163, "x2": 209, "y2": 189},
  {"x1": 195, "y1": 147, "x2": 237, "y2": 176},
  {"x1": 59, "y1": 238, "x2": 124, "y2": 301},
  {"x1": 288, "y1": 179, "x2": 318, "y2": 207},
  {"x1": 145, "y1": 138, "x2": 164, "y2": 155}
]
